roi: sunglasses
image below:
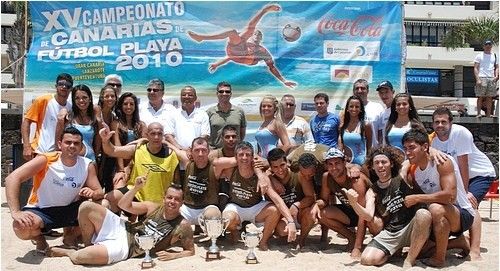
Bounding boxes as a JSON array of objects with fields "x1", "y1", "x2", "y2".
[
  {"x1": 217, "y1": 90, "x2": 231, "y2": 94},
  {"x1": 285, "y1": 103, "x2": 295, "y2": 107},
  {"x1": 57, "y1": 81, "x2": 72, "y2": 88},
  {"x1": 147, "y1": 88, "x2": 162, "y2": 93},
  {"x1": 108, "y1": 83, "x2": 122, "y2": 88}
]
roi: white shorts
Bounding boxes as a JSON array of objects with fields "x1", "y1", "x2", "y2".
[
  {"x1": 91, "y1": 209, "x2": 129, "y2": 264},
  {"x1": 180, "y1": 204, "x2": 218, "y2": 225},
  {"x1": 223, "y1": 201, "x2": 271, "y2": 225}
]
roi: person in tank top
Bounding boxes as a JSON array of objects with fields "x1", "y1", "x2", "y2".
[
  {"x1": 402, "y1": 129, "x2": 475, "y2": 268},
  {"x1": 46, "y1": 184, "x2": 194, "y2": 265}
]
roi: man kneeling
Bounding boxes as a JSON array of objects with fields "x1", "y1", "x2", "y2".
[{"x1": 47, "y1": 177, "x2": 194, "y2": 265}]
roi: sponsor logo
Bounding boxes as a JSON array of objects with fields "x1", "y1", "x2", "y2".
[
  {"x1": 324, "y1": 40, "x2": 380, "y2": 61},
  {"x1": 330, "y1": 65, "x2": 372, "y2": 83},
  {"x1": 317, "y1": 15, "x2": 383, "y2": 37}
]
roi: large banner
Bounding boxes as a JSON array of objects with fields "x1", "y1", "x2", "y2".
[{"x1": 26, "y1": 1, "x2": 403, "y2": 116}]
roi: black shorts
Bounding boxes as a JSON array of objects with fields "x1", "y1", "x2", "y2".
[
  {"x1": 22, "y1": 200, "x2": 83, "y2": 231},
  {"x1": 451, "y1": 205, "x2": 474, "y2": 236},
  {"x1": 334, "y1": 204, "x2": 359, "y2": 227}
]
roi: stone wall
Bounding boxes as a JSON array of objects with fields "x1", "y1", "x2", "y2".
[
  {"x1": 1, "y1": 113, "x2": 22, "y2": 186},
  {"x1": 1, "y1": 113, "x2": 498, "y2": 185},
  {"x1": 421, "y1": 116, "x2": 499, "y2": 176}
]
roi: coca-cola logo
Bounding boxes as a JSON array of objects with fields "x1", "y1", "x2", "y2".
[{"x1": 317, "y1": 15, "x2": 383, "y2": 37}]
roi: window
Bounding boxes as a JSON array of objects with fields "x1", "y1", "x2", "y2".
[
  {"x1": 1, "y1": 2, "x2": 16, "y2": 14},
  {"x1": 404, "y1": 1, "x2": 463, "y2": 5},
  {"x1": 1, "y1": 26, "x2": 13, "y2": 44},
  {"x1": 404, "y1": 23, "x2": 457, "y2": 47},
  {"x1": 466, "y1": 1, "x2": 490, "y2": 10}
]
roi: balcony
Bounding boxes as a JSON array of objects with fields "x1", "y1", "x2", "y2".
[
  {"x1": 405, "y1": 4, "x2": 497, "y2": 21},
  {"x1": 406, "y1": 46, "x2": 479, "y2": 69},
  {"x1": 1, "y1": 14, "x2": 16, "y2": 26}
]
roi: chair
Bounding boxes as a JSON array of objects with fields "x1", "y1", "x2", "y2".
[{"x1": 484, "y1": 180, "x2": 499, "y2": 219}]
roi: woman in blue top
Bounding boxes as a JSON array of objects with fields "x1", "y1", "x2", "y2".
[
  {"x1": 111, "y1": 92, "x2": 147, "y2": 189},
  {"x1": 96, "y1": 85, "x2": 118, "y2": 192},
  {"x1": 255, "y1": 95, "x2": 291, "y2": 158},
  {"x1": 55, "y1": 84, "x2": 100, "y2": 161},
  {"x1": 339, "y1": 95, "x2": 372, "y2": 165},
  {"x1": 384, "y1": 93, "x2": 425, "y2": 157}
]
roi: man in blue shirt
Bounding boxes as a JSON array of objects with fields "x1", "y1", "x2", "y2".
[{"x1": 310, "y1": 93, "x2": 340, "y2": 147}]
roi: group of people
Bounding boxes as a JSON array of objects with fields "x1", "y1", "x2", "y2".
[{"x1": 6, "y1": 72, "x2": 496, "y2": 268}]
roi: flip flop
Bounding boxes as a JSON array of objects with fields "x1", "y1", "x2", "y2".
[
  {"x1": 42, "y1": 229, "x2": 63, "y2": 237},
  {"x1": 35, "y1": 248, "x2": 46, "y2": 255}
]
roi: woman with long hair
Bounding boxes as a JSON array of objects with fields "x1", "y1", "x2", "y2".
[
  {"x1": 110, "y1": 92, "x2": 146, "y2": 188},
  {"x1": 384, "y1": 93, "x2": 425, "y2": 155},
  {"x1": 55, "y1": 84, "x2": 100, "y2": 161},
  {"x1": 255, "y1": 95, "x2": 291, "y2": 158},
  {"x1": 339, "y1": 95, "x2": 372, "y2": 165},
  {"x1": 96, "y1": 85, "x2": 118, "y2": 192}
]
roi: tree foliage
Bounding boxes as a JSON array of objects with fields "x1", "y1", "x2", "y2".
[
  {"x1": 5, "y1": 1, "x2": 32, "y2": 88},
  {"x1": 442, "y1": 16, "x2": 499, "y2": 50}
]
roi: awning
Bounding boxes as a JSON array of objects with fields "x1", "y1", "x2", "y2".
[{"x1": 404, "y1": 20, "x2": 465, "y2": 26}]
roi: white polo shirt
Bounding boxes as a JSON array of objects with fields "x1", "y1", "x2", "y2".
[
  {"x1": 164, "y1": 108, "x2": 210, "y2": 149},
  {"x1": 139, "y1": 100, "x2": 176, "y2": 128}
]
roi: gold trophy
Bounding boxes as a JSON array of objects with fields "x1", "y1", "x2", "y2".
[
  {"x1": 198, "y1": 207, "x2": 229, "y2": 260},
  {"x1": 241, "y1": 224, "x2": 263, "y2": 264},
  {"x1": 134, "y1": 233, "x2": 157, "y2": 269}
]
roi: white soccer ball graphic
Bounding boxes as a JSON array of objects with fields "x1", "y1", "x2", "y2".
[{"x1": 282, "y1": 24, "x2": 301, "y2": 42}]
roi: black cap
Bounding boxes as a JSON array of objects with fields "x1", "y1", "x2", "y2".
[
  {"x1": 376, "y1": 81, "x2": 393, "y2": 91},
  {"x1": 484, "y1": 40, "x2": 493, "y2": 45}
]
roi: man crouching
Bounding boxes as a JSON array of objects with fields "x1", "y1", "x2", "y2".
[{"x1": 47, "y1": 176, "x2": 194, "y2": 265}]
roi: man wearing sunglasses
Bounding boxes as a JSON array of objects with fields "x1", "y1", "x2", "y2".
[
  {"x1": 280, "y1": 94, "x2": 313, "y2": 150},
  {"x1": 104, "y1": 74, "x2": 123, "y2": 97},
  {"x1": 21, "y1": 73, "x2": 73, "y2": 161},
  {"x1": 207, "y1": 81, "x2": 247, "y2": 149},
  {"x1": 139, "y1": 78, "x2": 176, "y2": 127}
]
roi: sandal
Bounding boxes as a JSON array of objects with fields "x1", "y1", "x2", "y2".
[{"x1": 42, "y1": 229, "x2": 63, "y2": 237}]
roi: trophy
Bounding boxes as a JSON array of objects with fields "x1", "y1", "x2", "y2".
[
  {"x1": 134, "y1": 233, "x2": 157, "y2": 269},
  {"x1": 241, "y1": 226, "x2": 262, "y2": 264},
  {"x1": 198, "y1": 215, "x2": 229, "y2": 260}
]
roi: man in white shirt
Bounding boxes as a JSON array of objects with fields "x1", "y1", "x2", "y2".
[
  {"x1": 431, "y1": 107, "x2": 496, "y2": 261},
  {"x1": 139, "y1": 79, "x2": 176, "y2": 127},
  {"x1": 21, "y1": 73, "x2": 73, "y2": 161},
  {"x1": 6, "y1": 127, "x2": 103, "y2": 254},
  {"x1": 403, "y1": 129, "x2": 475, "y2": 267},
  {"x1": 165, "y1": 86, "x2": 210, "y2": 150},
  {"x1": 352, "y1": 79, "x2": 384, "y2": 146},
  {"x1": 280, "y1": 94, "x2": 313, "y2": 149},
  {"x1": 373, "y1": 81, "x2": 395, "y2": 146},
  {"x1": 473, "y1": 40, "x2": 498, "y2": 118}
]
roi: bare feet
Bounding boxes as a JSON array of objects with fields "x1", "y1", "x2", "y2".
[
  {"x1": 46, "y1": 246, "x2": 77, "y2": 257},
  {"x1": 469, "y1": 251, "x2": 483, "y2": 261},
  {"x1": 187, "y1": 31, "x2": 203, "y2": 43},
  {"x1": 32, "y1": 235, "x2": 49, "y2": 254},
  {"x1": 402, "y1": 258, "x2": 414, "y2": 270},
  {"x1": 350, "y1": 247, "x2": 361, "y2": 259},
  {"x1": 422, "y1": 257, "x2": 445, "y2": 267},
  {"x1": 258, "y1": 240, "x2": 269, "y2": 251}
]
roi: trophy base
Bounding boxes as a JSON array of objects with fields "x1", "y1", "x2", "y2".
[
  {"x1": 206, "y1": 251, "x2": 221, "y2": 261},
  {"x1": 246, "y1": 257, "x2": 258, "y2": 264},
  {"x1": 140, "y1": 261, "x2": 155, "y2": 269}
]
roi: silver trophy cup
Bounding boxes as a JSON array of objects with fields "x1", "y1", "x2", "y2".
[
  {"x1": 134, "y1": 234, "x2": 157, "y2": 269},
  {"x1": 198, "y1": 216, "x2": 228, "y2": 260},
  {"x1": 241, "y1": 230, "x2": 262, "y2": 264}
]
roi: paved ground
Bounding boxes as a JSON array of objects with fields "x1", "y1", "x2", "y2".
[{"x1": 1, "y1": 187, "x2": 498, "y2": 271}]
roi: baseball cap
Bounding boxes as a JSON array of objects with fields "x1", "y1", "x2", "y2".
[
  {"x1": 376, "y1": 81, "x2": 393, "y2": 91},
  {"x1": 484, "y1": 40, "x2": 493, "y2": 45},
  {"x1": 323, "y1": 147, "x2": 345, "y2": 160}
]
